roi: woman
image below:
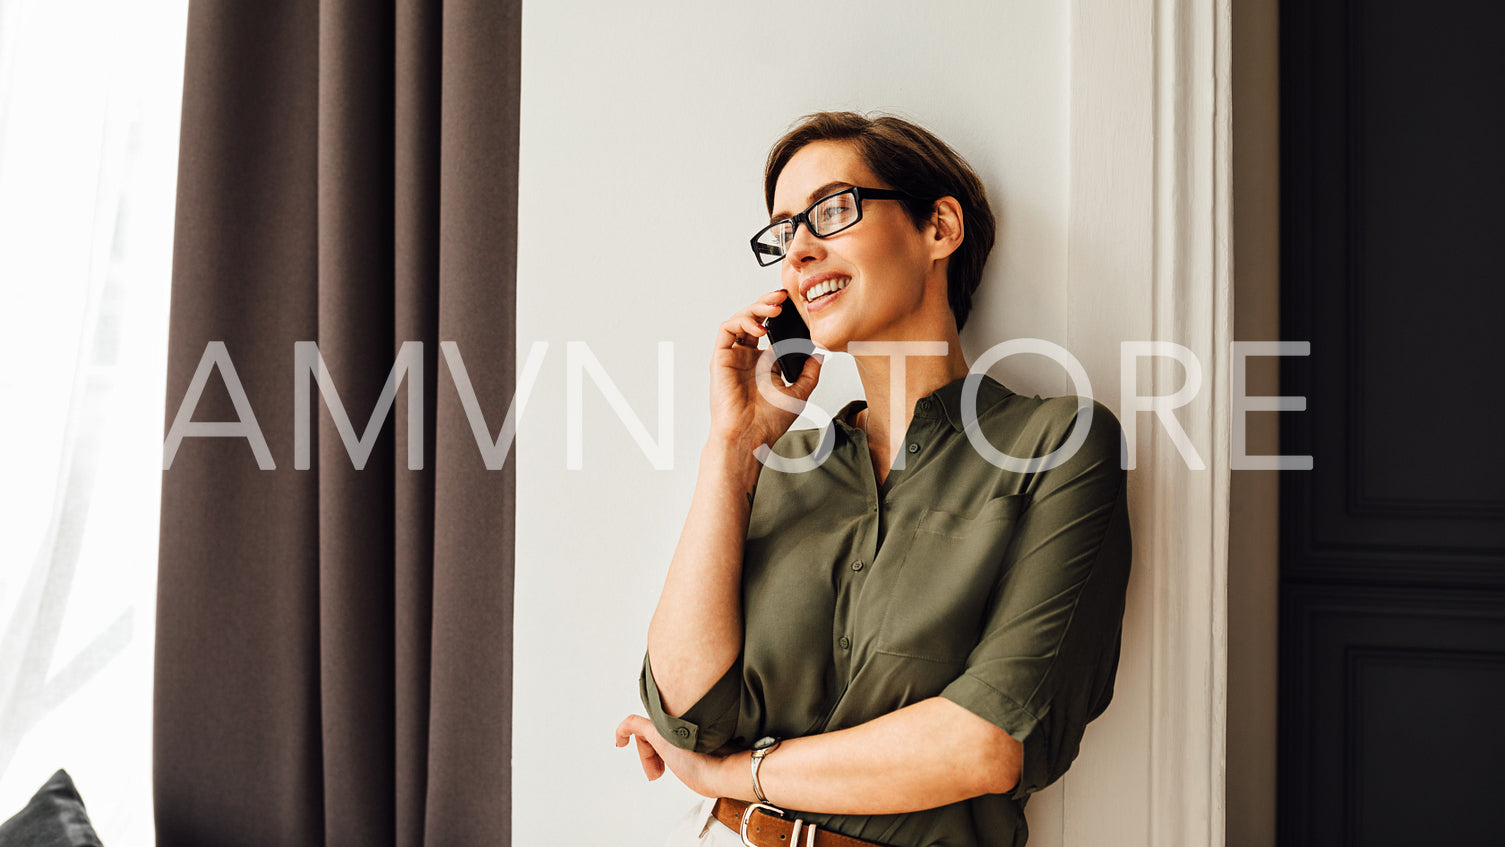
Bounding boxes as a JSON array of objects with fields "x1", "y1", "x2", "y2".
[{"x1": 615, "y1": 112, "x2": 1132, "y2": 847}]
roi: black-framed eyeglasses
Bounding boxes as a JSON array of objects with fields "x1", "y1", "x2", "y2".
[{"x1": 749, "y1": 186, "x2": 909, "y2": 267}]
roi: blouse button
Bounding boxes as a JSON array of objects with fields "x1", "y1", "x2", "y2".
[
  {"x1": 850, "y1": 561, "x2": 864, "y2": 572},
  {"x1": 907, "y1": 442, "x2": 921, "y2": 454},
  {"x1": 838, "y1": 636, "x2": 851, "y2": 650},
  {"x1": 674, "y1": 727, "x2": 690, "y2": 738}
]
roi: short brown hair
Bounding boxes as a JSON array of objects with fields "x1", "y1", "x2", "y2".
[{"x1": 763, "y1": 112, "x2": 996, "y2": 331}]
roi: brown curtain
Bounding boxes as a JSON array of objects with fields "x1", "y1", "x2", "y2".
[{"x1": 154, "y1": 2, "x2": 518, "y2": 844}]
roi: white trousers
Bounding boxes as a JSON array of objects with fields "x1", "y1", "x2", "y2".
[{"x1": 662, "y1": 798, "x2": 747, "y2": 846}]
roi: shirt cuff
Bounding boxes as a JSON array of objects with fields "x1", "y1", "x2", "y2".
[
  {"x1": 940, "y1": 672, "x2": 1048, "y2": 800},
  {"x1": 639, "y1": 652, "x2": 743, "y2": 754}
]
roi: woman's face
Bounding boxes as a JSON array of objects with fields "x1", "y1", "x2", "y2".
[{"x1": 770, "y1": 140, "x2": 948, "y2": 352}]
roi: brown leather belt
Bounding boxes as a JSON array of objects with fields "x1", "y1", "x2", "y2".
[{"x1": 711, "y1": 798, "x2": 891, "y2": 847}]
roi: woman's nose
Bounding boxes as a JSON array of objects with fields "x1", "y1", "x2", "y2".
[{"x1": 786, "y1": 221, "x2": 824, "y2": 264}]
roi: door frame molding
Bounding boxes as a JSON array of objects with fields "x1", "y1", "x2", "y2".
[{"x1": 1065, "y1": 1, "x2": 1231, "y2": 844}]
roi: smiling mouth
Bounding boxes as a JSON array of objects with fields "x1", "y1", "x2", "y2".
[{"x1": 804, "y1": 277, "x2": 850, "y2": 303}]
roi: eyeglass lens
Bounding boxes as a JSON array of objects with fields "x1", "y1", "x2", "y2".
[{"x1": 754, "y1": 190, "x2": 862, "y2": 265}]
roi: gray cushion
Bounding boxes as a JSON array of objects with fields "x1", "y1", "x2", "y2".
[{"x1": 0, "y1": 770, "x2": 103, "y2": 847}]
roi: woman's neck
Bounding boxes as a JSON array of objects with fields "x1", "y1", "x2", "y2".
[{"x1": 853, "y1": 338, "x2": 970, "y2": 482}]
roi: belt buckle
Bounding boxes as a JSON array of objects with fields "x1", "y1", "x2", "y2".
[{"x1": 738, "y1": 802, "x2": 785, "y2": 847}]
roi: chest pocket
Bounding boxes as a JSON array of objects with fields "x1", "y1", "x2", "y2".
[{"x1": 872, "y1": 492, "x2": 1030, "y2": 665}]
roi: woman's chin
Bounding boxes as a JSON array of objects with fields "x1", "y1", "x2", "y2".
[
  {"x1": 808, "y1": 326, "x2": 850, "y2": 354},
  {"x1": 806, "y1": 311, "x2": 856, "y2": 351}
]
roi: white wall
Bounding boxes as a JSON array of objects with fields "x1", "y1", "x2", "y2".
[
  {"x1": 0, "y1": 2, "x2": 186, "y2": 843},
  {"x1": 514, "y1": 2, "x2": 1209, "y2": 844}
]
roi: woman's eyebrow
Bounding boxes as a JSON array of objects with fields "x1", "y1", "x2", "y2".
[{"x1": 770, "y1": 181, "x2": 856, "y2": 222}]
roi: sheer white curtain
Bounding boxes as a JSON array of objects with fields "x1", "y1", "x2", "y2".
[{"x1": 0, "y1": 0, "x2": 187, "y2": 842}]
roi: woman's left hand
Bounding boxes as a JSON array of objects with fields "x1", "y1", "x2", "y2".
[{"x1": 615, "y1": 714, "x2": 739, "y2": 798}]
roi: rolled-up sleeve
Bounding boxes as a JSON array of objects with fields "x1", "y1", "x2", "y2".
[
  {"x1": 639, "y1": 652, "x2": 743, "y2": 754},
  {"x1": 939, "y1": 399, "x2": 1132, "y2": 800}
]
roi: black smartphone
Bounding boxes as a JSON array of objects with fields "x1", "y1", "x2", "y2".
[{"x1": 763, "y1": 299, "x2": 815, "y2": 385}]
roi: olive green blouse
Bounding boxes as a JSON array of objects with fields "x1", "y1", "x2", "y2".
[{"x1": 640, "y1": 375, "x2": 1132, "y2": 847}]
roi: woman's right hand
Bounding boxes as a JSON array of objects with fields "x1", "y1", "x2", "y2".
[
  {"x1": 708, "y1": 289, "x2": 824, "y2": 453},
  {"x1": 647, "y1": 292, "x2": 812, "y2": 718}
]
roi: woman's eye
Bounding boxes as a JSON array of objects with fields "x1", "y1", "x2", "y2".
[{"x1": 820, "y1": 204, "x2": 851, "y2": 222}]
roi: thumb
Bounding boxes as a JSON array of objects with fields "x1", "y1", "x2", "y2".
[{"x1": 787, "y1": 352, "x2": 825, "y2": 400}]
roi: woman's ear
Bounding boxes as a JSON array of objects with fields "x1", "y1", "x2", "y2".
[{"x1": 929, "y1": 196, "x2": 965, "y2": 260}]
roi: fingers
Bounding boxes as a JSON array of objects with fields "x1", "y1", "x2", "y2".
[
  {"x1": 634, "y1": 734, "x2": 666, "y2": 780},
  {"x1": 716, "y1": 314, "x2": 768, "y2": 350},
  {"x1": 748, "y1": 290, "x2": 792, "y2": 320},
  {"x1": 787, "y1": 351, "x2": 826, "y2": 399},
  {"x1": 755, "y1": 347, "x2": 824, "y2": 398},
  {"x1": 615, "y1": 714, "x2": 666, "y2": 781},
  {"x1": 756, "y1": 287, "x2": 791, "y2": 307},
  {"x1": 615, "y1": 714, "x2": 653, "y2": 745},
  {"x1": 714, "y1": 290, "x2": 794, "y2": 350}
]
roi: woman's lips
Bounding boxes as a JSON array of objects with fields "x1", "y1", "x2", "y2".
[{"x1": 803, "y1": 276, "x2": 850, "y2": 314}]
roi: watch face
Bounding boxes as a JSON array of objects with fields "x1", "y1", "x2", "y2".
[{"x1": 753, "y1": 736, "x2": 779, "y2": 752}]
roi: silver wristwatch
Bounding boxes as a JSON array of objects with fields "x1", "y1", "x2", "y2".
[{"x1": 750, "y1": 736, "x2": 782, "y2": 804}]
